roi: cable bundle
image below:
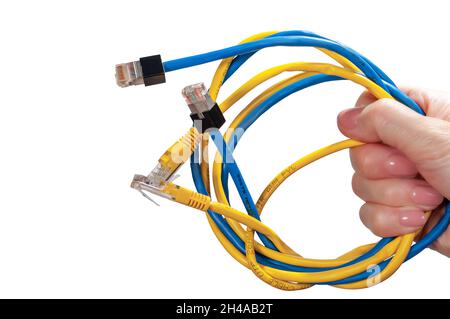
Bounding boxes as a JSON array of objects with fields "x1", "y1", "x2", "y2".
[{"x1": 125, "y1": 30, "x2": 450, "y2": 290}]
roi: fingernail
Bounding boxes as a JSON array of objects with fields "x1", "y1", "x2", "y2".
[
  {"x1": 337, "y1": 108, "x2": 363, "y2": 131},
  {"x1": 411, "y1": 186, "x2": 443, "y2": 207},
  {"x1": 399, "y1": 210, "x2": 427, "y2": 227},
  {"x1": 385, "y1": 154, "x2": 417, "y2": 177}
]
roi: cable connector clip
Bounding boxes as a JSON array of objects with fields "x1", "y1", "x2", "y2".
[
  {"x1": 182, "y1": 83, "x2": 225, "y2": 132},
  {"x1": 130, "y1": 174, "x2": 173, "y2": 206}
]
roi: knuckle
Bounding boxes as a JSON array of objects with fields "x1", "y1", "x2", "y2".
[
  {"x1": 416, "y1": 122, "x2": 450, "y2": 169},
  {"x1": 359, "y1": 203, "x2": 369, "y2": 225},
  {"x1": 351, "y1": 174, "x2": 363, "y2": 198},
  {"x1": 359, "y1": 203, "x2": 385, "y2": 236},
  {"x1": 404, "y1": 89, "x2": 424, "y2": 106},
  {"x1": 381, "y1": 184, "x2": 396, "y2": 202},
  {"x1": 349, "y1": 149, "x2": 358, "y2": 171},
  {"x1": 351, "y1": 173, "x2": 358, "y2": 192},
  {"x1": 358, "y1": 152, "x2": 372, "y2": 177},
  {"x1": 369, "y1": 209, "x2": 386, "y2": 236},
  {"x1": 365, "y1": 99, "x2": 390, "y2": 116},
  {"x1": 363, "y1": 99, "x2": 391, "y2": 130},
  {"x1": 350, "y1": 147, "x2": 369, "y2": 176}
]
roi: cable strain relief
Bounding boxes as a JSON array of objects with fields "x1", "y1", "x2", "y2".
[
  {"x1": 139, "y1": 55, "x2": 166, "y2": 86},
  {"x1": 187, "y1": 191, "x2": 211, "y2": 211},
  {"x1": 190, "y1": 103, "x2": 225, "y2": 133},
  {"x1": 180, "y1": 127, "x2": 201, "y2": 153}
]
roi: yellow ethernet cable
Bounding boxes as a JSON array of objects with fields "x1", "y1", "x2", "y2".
[{"x1": 116, "y1": 30, "x2": 450, "y2": 290}]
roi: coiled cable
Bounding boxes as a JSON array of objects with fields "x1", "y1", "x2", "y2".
[{"x1": 137, "y1": 30, "x2": 450, "y2": 290}]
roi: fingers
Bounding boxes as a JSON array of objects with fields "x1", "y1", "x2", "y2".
[
  {"x1": 348, "y1": 90, "x2": 450, "y2": 250},
  {"x1": 352, "y1": 174, "x2": 444, "y2": 211},
  {"x1": 359, "y1": 203, "x2": 428, "y2": 237},
  {"x1": 351, "y1": 143, "x2": 444, "y2": 237},
  {"x1": 338, "y1": 97, "x2": 450, "y2": 198},
  {"x1": 337, "y1": 97, "x2": 450, "y2": 159},
  {"x1": 337, "y1": 98, "x2": 430, "y2": 147},
  {"x1": 350, "y1": 144, "x2": 417, "y2": 180}
]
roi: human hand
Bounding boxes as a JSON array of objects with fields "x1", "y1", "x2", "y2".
[{"x1": 337, "y1": 87, "x2": 450, "y2": 257}]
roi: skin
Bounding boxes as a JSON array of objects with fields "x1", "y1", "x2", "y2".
[{"x1": 337, "y1": 87, "x2": 450, "y2": 257}]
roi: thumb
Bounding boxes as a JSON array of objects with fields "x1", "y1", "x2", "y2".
[{"x1": 337, "y1": 98, "x2": 450, "y2": 199}]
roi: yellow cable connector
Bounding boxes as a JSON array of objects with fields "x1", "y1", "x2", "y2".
[
  {"x1": 131, "y1": 176, "x2": 211, "y2": 211},
  {"x1": 162, "y1": 127, "x2": 201, "y2": 167},
  {"x1": 131, "y1": 127, "x2": 201, "y2": 205},
  {"x1": 149, "y1": 127, "x2": 201, "y2": 187}
]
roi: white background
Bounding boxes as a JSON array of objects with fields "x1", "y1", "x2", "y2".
[{"x1": 0, "y1": 0, "x2": 449, "y2": 298}]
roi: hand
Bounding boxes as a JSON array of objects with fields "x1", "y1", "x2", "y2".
[{"x1": 337, "y1": 87, "x2": 450, "y2": 257}]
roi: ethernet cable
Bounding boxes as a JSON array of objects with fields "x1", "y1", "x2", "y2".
[{"x1": 116, "y1": 30, "x2": 450, "y2": 290}]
